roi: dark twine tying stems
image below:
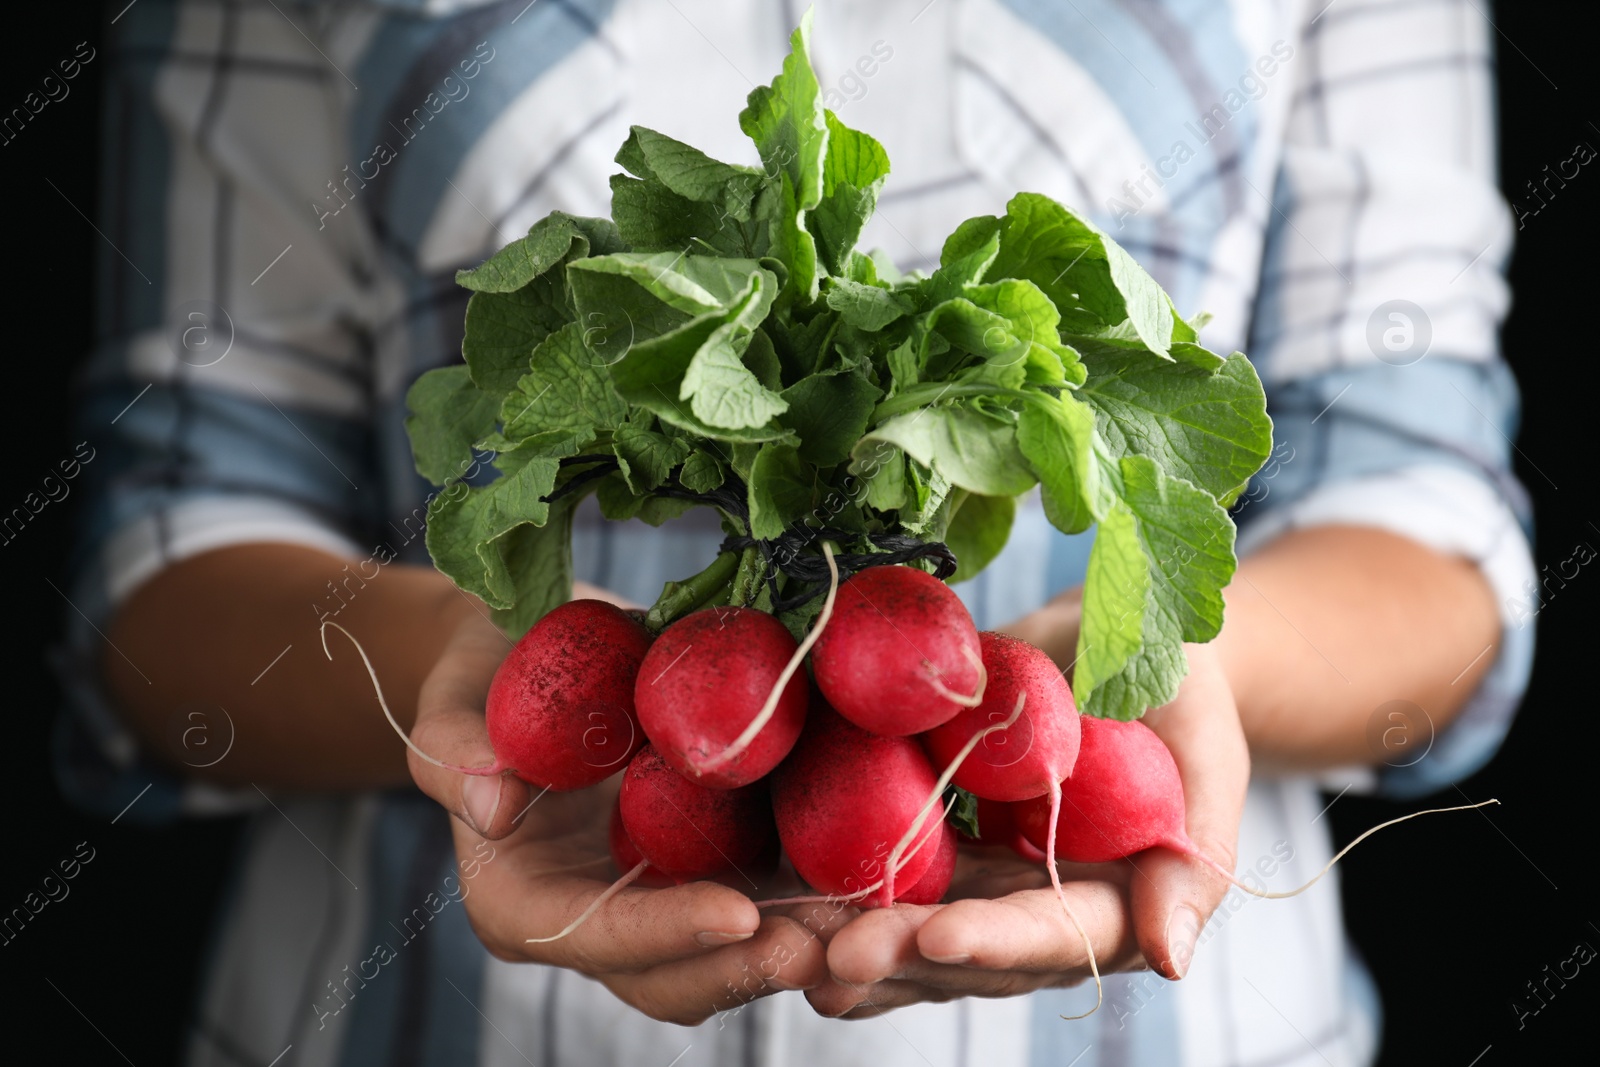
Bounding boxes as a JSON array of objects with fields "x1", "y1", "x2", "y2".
[
  {"x1": 721, "y1": 529, "x2": 957, "y2": 612},
  {"x1": 545, "y1": 453, "x2": 958, "y2": 612}
]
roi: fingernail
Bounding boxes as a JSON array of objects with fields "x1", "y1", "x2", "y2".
[
  {"x1": 462, "y1": 775, "x2": 502, "y2": 836},
  {"x1": 696, "y1": 930, "x2": 754, "y2": 947},
  {"x1": 1165, "y1": 906, "x2": 1201, "y2": 979},
  {"x1": 923, "y1": 951, "x2": 971, "y2": 965}
]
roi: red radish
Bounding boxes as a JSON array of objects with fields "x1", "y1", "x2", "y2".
[
  {"x1": 771, "y1": 703, "x2": 943, "y2": 906},
  {"x1": 895, "y1": 820, "x2": 958, "y2": 905},
  {"x1": 618, "y1": 745, "x2": 776, "y2": 883},
  {"x1": 321, "y1": 602, "x2": 649, "y2": 790},
  {"x1": 810, "y1": 565, "x2": 985, "y2": 736},
  {"x1": 484, "y1": 600, "x2": 652, "y2": 790},
  {"x1": 922, "y1": 632, "x2": 1081, "y2": 802},
  {"x1": 1015, "y1": 714, "x2": 1501, "y2": 900},
  {"x1": 1015, "y1": 715, "x2": 1184, "y2": 863},
  {"x1": 918, "y1": 631, "x2": 1101, "y2": 1016},
  {"x1": 635, "y1": 606, "x2": 809, "y2": 788},
  {"x1": 607, "y1": 797, "x2": 674, "y2": 889}
]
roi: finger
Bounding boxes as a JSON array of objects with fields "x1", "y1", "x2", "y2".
[
  {"x1": 766, "y1": 900, "x2": 860, "y2": 946},
  {"x1": 481, "y1": 862, "x2": 763, "y2": 973},
  {"x1": 913, "y1": 884, "x2": 1139, "y2": 974},
  {"x1": 410, "y1": 617, "x2": 531, "y2": 840},
  {"x1": 1133, "y1": 644, "x2": 1250, "y2": 979},
  {"x1": 825, "y1": 902, "x2": 937, "y2": 985},
  {"x1": 606, "y1": 915, "x2": 828, "y2": 1026},
  {"x1": 808, "y1": 978, "x2": 951, "y2": 1020}
]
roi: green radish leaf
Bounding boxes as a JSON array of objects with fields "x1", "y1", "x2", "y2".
[
  {"x1": 748, "y1": 441, "x2": 813, "y2": 539},
  {"x1": 499, "y1": 322, "x2": 628, "y2": 447},
  {"x1": 742, "y1": 328, "x2": 785, "y2": 391},
  {"x1": 423, "y1": 447, "x2": 562, "y2": 610},
  {"x1": 679, "y1": 450, "x2": 726, "y2": 493},
  {"x1": 488, "y1": 500, "x2": 576, "y2": 637},
  {"x1": 779, "y1": 368, "x2": 882, "y2": 467},
  {"x1": 921, "y1": 227, "x2": 1001, "y2": 304},
  {"x1": 616, "y1": 126, "x2": 761, "y2": 222},
  {"x1": 461, "y1": 275, "x2": 574, "y2": 397},
  {"x1": 1078, "y1": 348, "x2": 1272, "y2": 502},
  {"x1": 810, "y1": 110, "x2": 890, "y2": 275},
  {"x1": 945, "y1": 785, "x2": 982, "y2": 840},
  {"x1": 825, "y1": 277, "x2": 913, "y2": 331},
  {"x1": 739, "y1": 9, "x2": 827, "y2": 213},
  {"x1": 455, "y1": 211, "x2": 620, "y2": 293},
  {"x1": 861, "y1": 443, "x2": 909, "y2": 510},
  {"x1": 739, "y1": 10, "x2": 828, "y2": 303},
  {"x1": 683, "y1": 328, "x2": 790, "y2": 430},
  {"x1": 405, "y1": 365, "x2": 500, "y2": 486},
  {"x1": 1017, "y1": 392, "x2": 1103, "y2": 535},
  {"x1": 1076, "y1": 455, "x2": 1238, "y2": 718},
  {"x1": 610, "y1": 175, "x2": 754, "y2": 258},
  {"x1": 609, "y1": 270, "x2": 793, "y2": 440},
  {"x1": 613, "y1": 420, "x2": 692, "y2": 494},
  {"x1": 856, "y1": 405, "x2": 1036, "y2": 498},
  {"x1": 987, "y1": 193, "x2": 1172, "y2": 355},
  {"x1": 456, "y1": 211, "x2": 622, "y2": 396},
  {"x1": 945, "y1": 491, "x2": 1015, "y2": 583},
  {"x1": 568, "y1": 253, "x2": 773, "y2": 316},
  {"x1": 1072, "y1": 501, "x2": 1151, "y2": 715}
]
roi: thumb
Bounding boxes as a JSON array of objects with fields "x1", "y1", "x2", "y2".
[
  {"x1": 1129, "y1": 643, "x2": 1249, "y2": 980},
  {"x1": 409, "y1": 614, "x2": 532, "y2": 841}
]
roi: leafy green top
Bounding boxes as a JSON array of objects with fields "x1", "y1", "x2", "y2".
[{"x1": 403, "y1": 10, "x2": 1273, "y2": 719}]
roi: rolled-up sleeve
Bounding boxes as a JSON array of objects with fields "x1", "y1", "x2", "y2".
[
  {"x1": 61, "y1": 3, "x2": 380, "y2": 820},
  {"x1": 1237, "y1": 0, "x2": 1536, "y2": 797}
]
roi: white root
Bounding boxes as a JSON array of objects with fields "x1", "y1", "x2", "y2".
[
  {"x1": 925, "y1": 641, "x2": 988, "y2": 709},
  {"x1": 752, "y1": 796, "x2": 959, "y2": 909},
  {"x1": 881, "y1": 691, "x2": 1027, "y2": 905},
  {"x1": 1193, "y1": 799, "x2": 1501, "y2": 899},
  {"x1": 1046, "y1": 781, "x2": 1102, "y2": 1020},
  {"x1": 700, "y1": 542, "x2": 841, "y2": 774},
  {"x1": 525, "y1": 860, "x2": 651, "y2": 944},
  {"x1": 321, "y1": 620, "x2": 507, "y2": 777}
]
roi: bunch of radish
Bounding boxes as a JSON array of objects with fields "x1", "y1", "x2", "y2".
[{"x1": 325, "y1": 554, "x2": 1490, "y2": 1016}]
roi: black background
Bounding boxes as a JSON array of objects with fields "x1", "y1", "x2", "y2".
[{"x1": 0, "y1": 4, "x2": 1592, "y2": 1064}]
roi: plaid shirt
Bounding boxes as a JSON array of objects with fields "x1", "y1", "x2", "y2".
[{"x1": 62, "y1": 2, "x2": 1534, "y2": 1065}]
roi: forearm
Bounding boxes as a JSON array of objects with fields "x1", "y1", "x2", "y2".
[
  {"x1": 102, "y1": 544, "x2": 485, "y2": 790},
  {"x1": 1213, "y1": 525, "x2": 1499, "y2": 770},
  {"x1": 1009, "y1": 525, "x2": 1500, "y2": 771}
]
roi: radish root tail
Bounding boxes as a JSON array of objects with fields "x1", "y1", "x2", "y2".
[
  {"x1": 882, "y1": 692, "x2": 1028, "y2": 908},
  {"x1": 1192, "y1": 799, "x2": 1501, "y2": 900},
  {"x1": 701, "y1": 542, "x2": 841, "y2": 774},
  {"x1": 320, "y1": 620, "x2": 508, "y2": 778},
  {"x1": 525, "y1": 860, "x2": 650, "y2": 944},
  {"x1": 925, "y1": 642, "x2": 988, "y2": 709},
  {"x1": 1046, "y1": 779, "x2": 1103, "y2": 1020},
  {"x1": 754, "y1": 795, "x2": 959, "y2": 910}
]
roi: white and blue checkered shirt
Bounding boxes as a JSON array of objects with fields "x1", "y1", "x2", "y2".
[{"x1": 61, "y1": 2, "x2": 1535, "y2": 1065}]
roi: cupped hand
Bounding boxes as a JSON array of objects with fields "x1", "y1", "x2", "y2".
[
  {"x1": 806, "y1": 629, "x2": 1249, "y2": 1020},
  {"x1": 407, "y1": 599, "x2": 830, "y2": 1026}
]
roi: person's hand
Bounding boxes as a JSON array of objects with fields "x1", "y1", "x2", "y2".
[
  {"x1": 407, "y1": 598, "x2": 830, "y2": 1025},
  {"x1": 805, "y1": 618, "x2": 1249, "y2": 1020}
]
